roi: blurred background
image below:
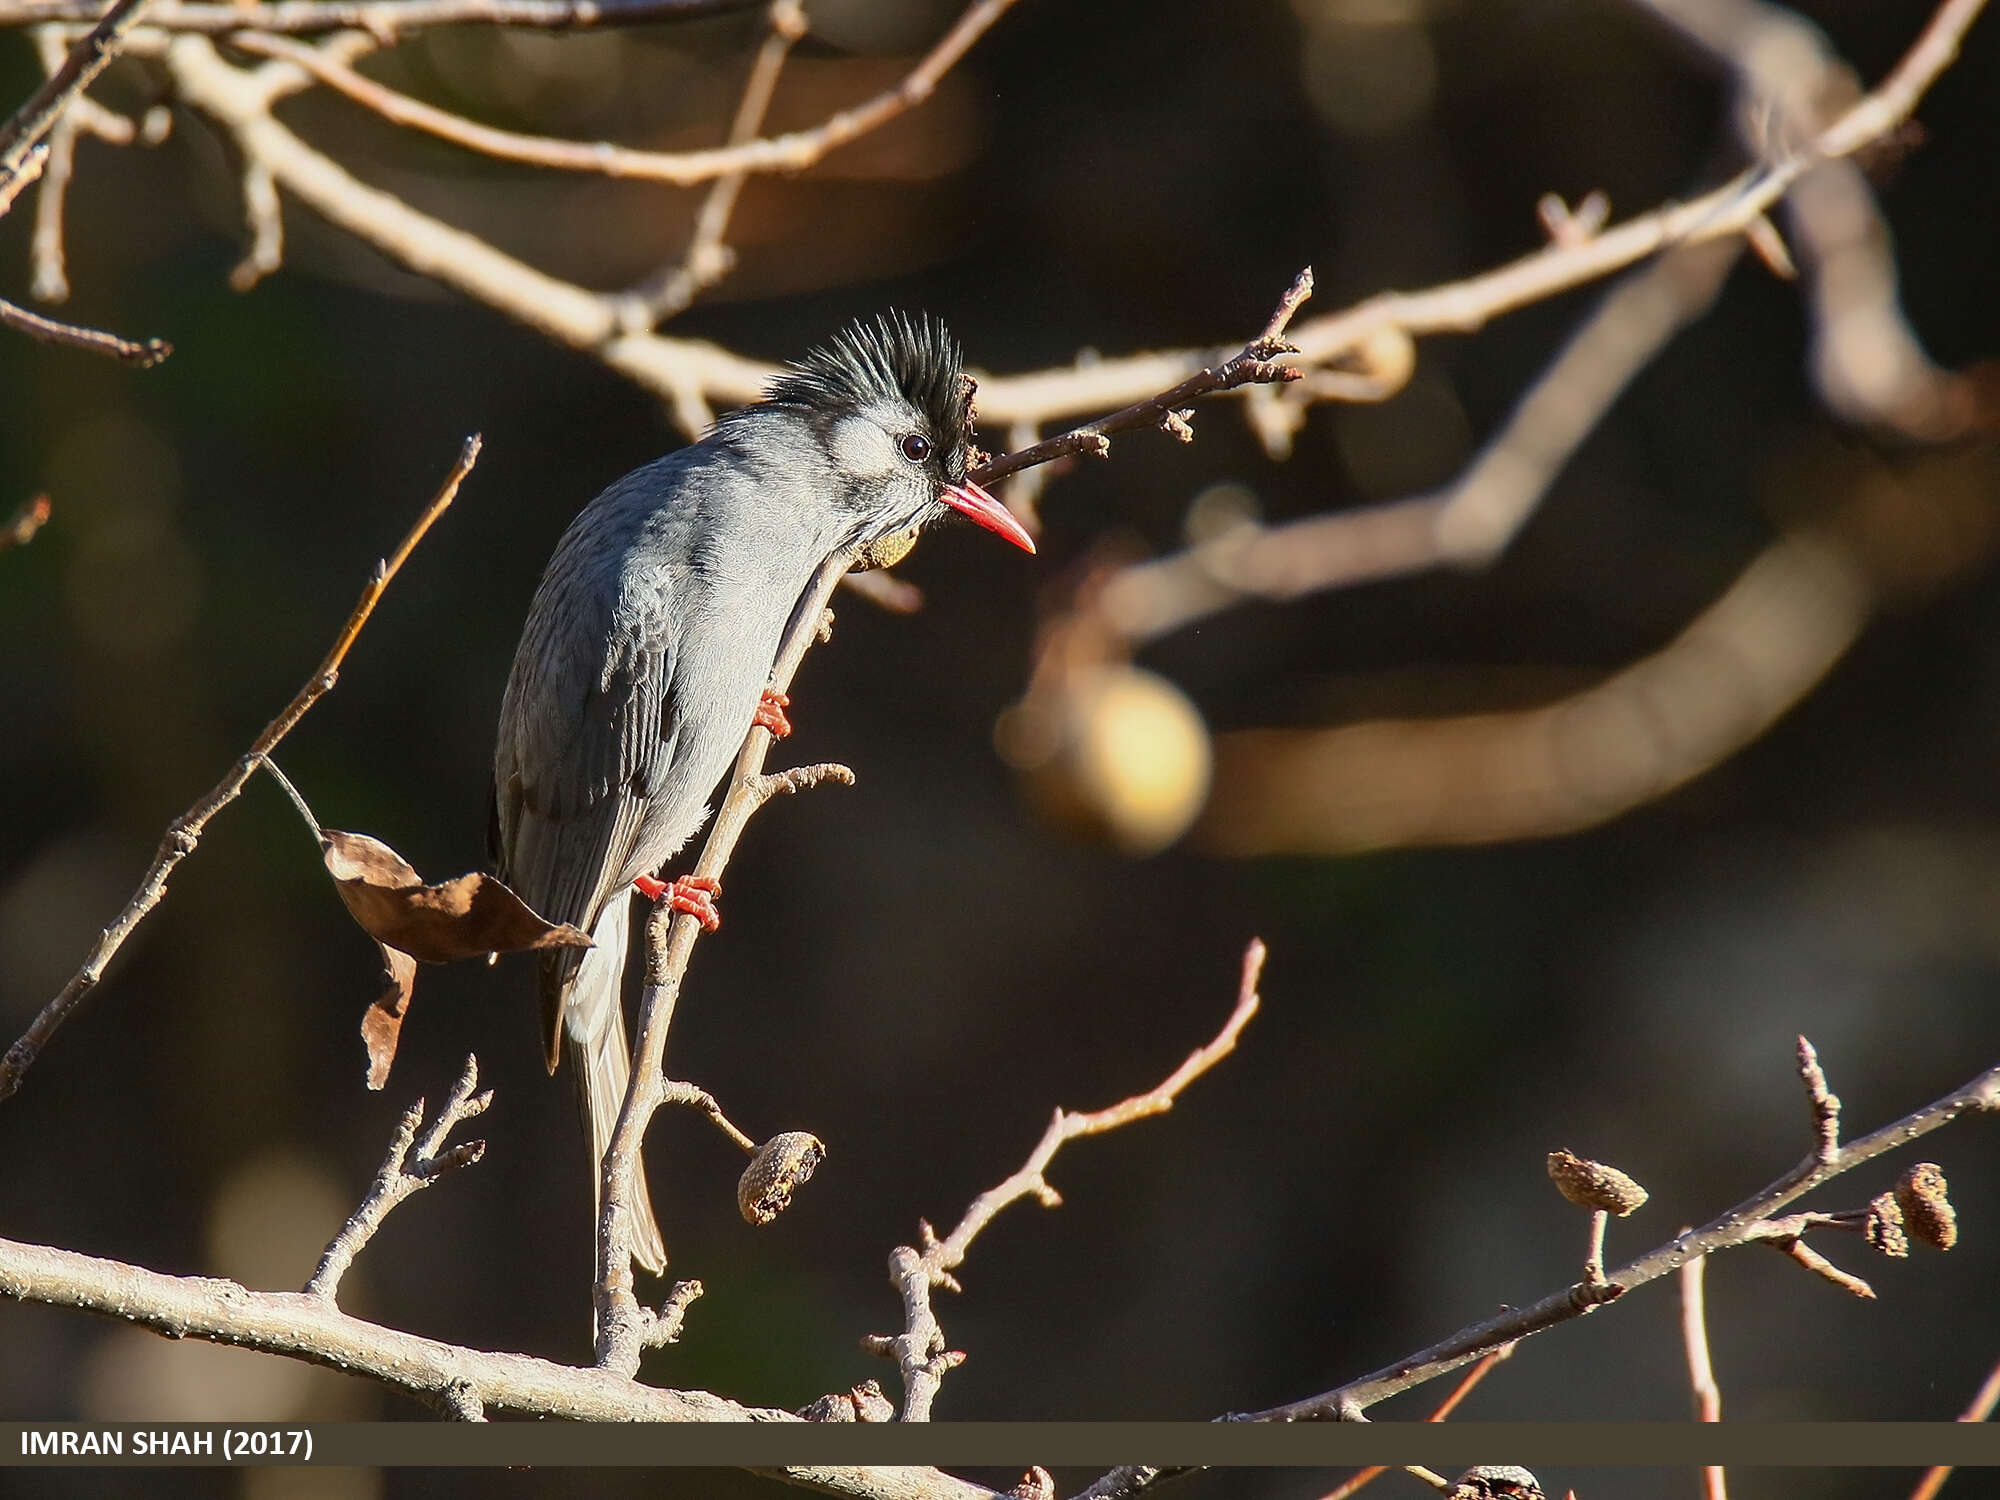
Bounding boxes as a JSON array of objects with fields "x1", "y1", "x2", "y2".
[{"x1": 2, "y1": 1, "x2": 1998, "y2": 1497}]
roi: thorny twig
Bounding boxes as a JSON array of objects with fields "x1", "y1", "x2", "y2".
[
  {"x1": 866, "y1": 939, "x2": 1266, "y2": 1420},
  {"x1": 0, "y1": 437, "x2": 479, "y2": 1102},
  {"x1": 306, "y1": 1054, "x2": 492, "y2": 1303}
]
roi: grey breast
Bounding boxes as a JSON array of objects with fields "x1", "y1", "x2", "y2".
[{"x1": 493, "y1": 427, "x2": 848, "y2": 940}]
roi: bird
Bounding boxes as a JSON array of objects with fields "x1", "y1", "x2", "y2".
[{"x1": 491, "y1": 313, "x2": 1035, "y2": 1273}]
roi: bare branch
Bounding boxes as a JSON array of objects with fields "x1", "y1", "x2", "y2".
[
  {"x1": 971, "y1": 270, "x2": 1310, "y2": 488},
  {"x1": 148, "y1": 0, "x2": 1981, "y2": 451},
  {"x1": 1632, "y1": 0, "x2": 1980, "y2": 438},
  {"x1": 26, "y1": 29, "x2": 78, "y2": 300},
  {"x1": 1235, "y1": 1052, "x2": 2000, "y2": 1421},
  {"x1": 0, "y1": 0, "x2": 151, "y2": 181},
  {"x1": 1198, "y1": 444, "x2": 2000, "y2": 856},
  {"x1": 1092, "y1": 239, "x2": 1736, "y2": 649},
  {"x1": 658, "y1": 1079, "x2": 757, "y2": 1155},
  {"x1": 871, "y1": 939, "x2": 1265, "y2": 1419},
  {"x1": 0, "y1": 1235, "x2": 780, "y2": 1421},
  {"x1": 0, "y1": 0, "x2": 752, "y2": 33},
  {"x1": 1796, "y1": 1035, "x2": 1841, "y2": 1165},
  {"x1": 228, "y1": 0, "x2": 1020, "y2": 187},
  {"x1": 613, "y1": 0, "x2": 807, "y2": 331},
  {"x1": 1910, "y1": 1352, "x2": 2000, "y2": 1500},
  {"x1": 0, "y1": 291, "x2": 170, "y2": 362},
  {"x1": 0, "y1": 138, "x2": 44, "y2": 214},
  {"x1": 1774, "y1": 1236, "x2": 1874, "y2": 1299},
  {"x1": 1316, "y1": 1345, "x2": 1515, "y2": 1500},
  {"x1": 0, "y1": 436, "x2": 479, "y2": 1103},
  {"x1": 1680, "y1": 1254, "x2": 1727, "y2": 1500},
  {"x1": 305, "y1": 1054, "x2": 492, "y2": 1303},
  {"x1": 228, "y1": 159, "x2": 285, "y2": 291}
]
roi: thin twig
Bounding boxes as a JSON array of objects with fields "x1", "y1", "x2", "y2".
[
  {"x1": 0, "y1": 436, "x2": 479, "y2": 1103},
  {"x1": 1235, "y1": 1053, "x2": 2000, "y2": 1421},
  {"x1": 0, "y1": 0, "x2": 751, "y2": 32},
  {"x1": 871, "y1": 939, "x2": 1266, "y2": 1420},
  {"x1": 1680, "y1": 1254, "x2": 1726, "y2": 1500},
  {"x1": 228, "y1": 0, "x2": 1019, "y2": 187},
  {"x1": 1093, "y1": 238, "x2": 1737, "y2": 648},
  {"x1": 1797, "y1": 1035, "x2": 1841, "y2": 1164},
  {"x1": 0, "y1": 292, "x2": 170, "y2": 363},
  {"x1": 305, "y1": 1054, "x2": 492, "y2": 1303},
  {"x1": 1317, "y1": 1345, "x2": 1514, "y2": 1500},
  {"x1": 256, "y1": 753, "x2": 324, "y2": 839},
  {"x1": 1582, "y1": 1209, "x2": 1612, "y2": 1291},
  {"x1": 971, "y1": 270, "x2": 1312, "y2": 488},
  {"x1": 228, "y1": 159, "x2": 284, "y2": 290},
  {"x1": 27, "y1": 28, "x2": 79, "y2": 300},
  {"x1": 0, "y1": 0, "x2": 151, "y2": 179},
  {"x1": 613, "y1": 0, "x2": 806, "y2": 331},
  {"x1": 1910, "y1": 1352, "x2": 2000, "y2": 1500},
  {"x1": 152, "y1": 0, "x2": 1983, "y2": 442},
  {"x1": 658, "y1": 1080, "x2": 757, "y2": 1155},
  {"x1": 0, "y1": 139, "x2": 45, "y2": 215}
]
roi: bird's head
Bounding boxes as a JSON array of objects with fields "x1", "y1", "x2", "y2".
[{"x1": 759, "y1": 313, "x2": 1035, "y2": 555}]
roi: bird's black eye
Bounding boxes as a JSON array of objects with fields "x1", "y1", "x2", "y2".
[{"x1": 899, "y1": 433, "x2": 932, "y2": 464}]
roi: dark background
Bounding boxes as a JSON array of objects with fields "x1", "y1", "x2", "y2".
[{"x1": 2, "y1": 1, "x2": 1998, "y2": 1497}]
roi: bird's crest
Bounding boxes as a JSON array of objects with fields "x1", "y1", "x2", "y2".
[{"x1": 767, "y1": 313, "x2": 974, "y2": 462}]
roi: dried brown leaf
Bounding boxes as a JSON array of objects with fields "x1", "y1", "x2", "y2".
[
  {"x1": 323, "y1": 829, "x2": 591, "y2": 963},
  {"x1": 360, "y1": 943, "x2": 417, "y2": 1091},
  {"x1": 324, "y1": 829, "x2": 590, "y2": 1090}
]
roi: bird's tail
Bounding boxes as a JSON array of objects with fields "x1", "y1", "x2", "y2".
[{"x1": 560, "y1": 895, "x2": 669, "y2": 1276}]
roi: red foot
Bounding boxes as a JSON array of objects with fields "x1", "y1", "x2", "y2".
[
  {"x1": 632, "y1": 873, "x2": 722, "y2": 932},
  {"x1": 753, "y1": 688, "x2": 793, "y2": 739}
]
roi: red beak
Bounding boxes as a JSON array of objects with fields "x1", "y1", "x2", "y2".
[{"x1": 940, "y1": 479, "x2": 1036, "y2": 553}]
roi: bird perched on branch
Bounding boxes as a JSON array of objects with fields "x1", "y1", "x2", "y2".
[{"x1": 492, "y1": 314, "x2": 1034, "y2": 1272}]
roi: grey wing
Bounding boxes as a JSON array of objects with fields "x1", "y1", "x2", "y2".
[{"x1": 492, "y1": 567, "x2": 678, "y2": 952}]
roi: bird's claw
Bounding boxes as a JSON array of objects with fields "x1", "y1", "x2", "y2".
[
  {"x1": 633, "y1": 873, "x2": 722, "y2": 932},
  {"x1": 753, "y1": 688, "x2": 793, "y2": 739}
]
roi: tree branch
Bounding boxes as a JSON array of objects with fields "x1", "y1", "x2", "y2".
[
  {"x1": 869, "y1": 939, "x2": 1266, "y2": 1419},
  {"x1": 0, "y1": 0, "x2": 752, "y2": 34},
  {"x1": 305, "y1": 1053, "x2": 492, "y2": 1304},
  {"x1": 970, "y1": 270, "x2": 1312, "y2": 490},
  {"x1": 225, "y1": 0, "x2": 1020, "y2": 187},
  {"x1": 0, "y1": 290, "x2": 171, "y2": 362},
  {"x1": 0, "y1": 0, "x2": 150, "y2": 180},
  {"x1": 0, "y1": 436, "x2": 479, "y2": 1103},
  {"x1": 142, "y1": 0, "x2": 1982, "y2": 449},
  {"x1": 611, "y1": 0, "x2": 807, "y2": 331},
  {"x1": 1236, "y1": 1051, "x2": 2000, "y2": 1421}
]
